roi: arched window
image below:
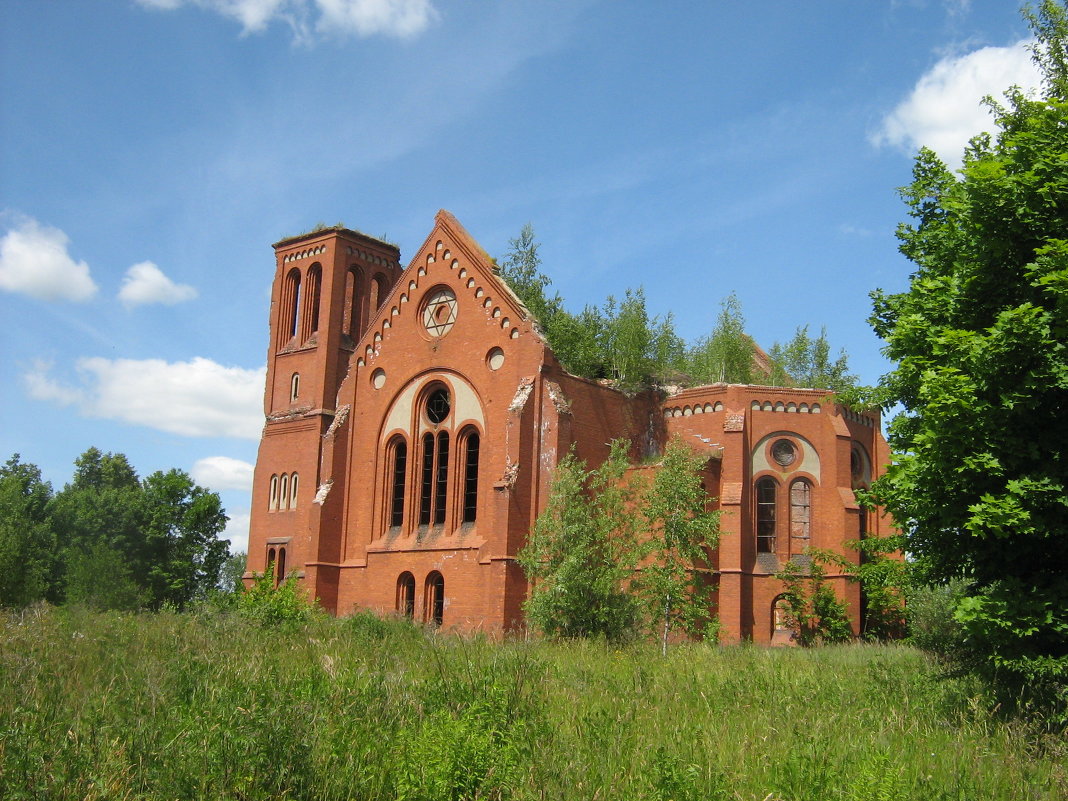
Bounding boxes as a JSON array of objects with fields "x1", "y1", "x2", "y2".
[
  {"x1": 461, "y1": 430, "x2": 480, "y2": 524},
  {"x1": 434, "y1": 432, "x2": 449, "y2": 525},
  {"x1": 425, "y1": 571, "x2": 444, "y2": 626},
  {"x1": 369, "y1": 274, "x2": 383, "y2": 315},
  {"x1": 772, "y1": 595, "x2": 794, "y2": 638},
  {"x1": 388, "y1": 437, "x2": 407, "y2": 529},
  {"x1": 789, "y1": 479, "x2": 811, "y2": 547},
  {"x1": 756, "y1": 477, "x2": 777, "y2": 553},
  {"x1": 279, "y1": 474, "x2": 289, "y2": 512},
  {"x1": 419, "y1": 433, "x2": 434, "y2": 525},
  {"x1": 269, "y1": 474, "x2": 279, "y2": 511},
  {"x1": 290, "y1": 373, "x2": 300, "y2": 403},
  {"x1": 397, "y1": 572, "x2": 415, "y2": 619},
  {"x1": 302, "y1": 264, "x2": 322, "y2": 342},
  {"x1": 289, "y1": 473, "x2": 299, "y2": 510},
  {"x1": 343, "y1": 267, "x2": 361, "y2": 339},
  {"x1": 267, "y1": 547, "x2": 277, "y2": 586},
  {"x1": 275, "y1": 547, "x2": 287, "y2": 586},
  {"x1": 282, "y1": 268, "x2": 301, "y2": 342}
]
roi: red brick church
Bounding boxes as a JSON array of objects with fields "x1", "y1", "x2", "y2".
[{"x1": 246, "y1": 211, "x2": 891, "y2": 643}]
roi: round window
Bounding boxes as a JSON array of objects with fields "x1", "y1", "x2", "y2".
[
  {"x1": 426, "y1": 388, "x2": 451, "y2": 424},
  {"x1": 772, "y1": 439, "x2": 796, "y2": 467},
  {"x1": 422, "y1": 287, "x2": 457, "y2": 337}
]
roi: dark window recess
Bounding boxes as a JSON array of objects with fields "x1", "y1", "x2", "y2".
[
  {"x1": 390, "y1": 439, "x2": 407, "y2": 527},
  {"x1": 419, "y1": 433, "x2": 434, "y2": 525},
  {"x1": 397, "y1": 572, "x2": 415, "y2": 619},
  {"x1": 434, "y1": 432, "x2": 449, "y2": 524},
  {"x1": 462, "y1": 432, "x2": 480, "y2": 523},
  {"x1": 427, "y1": 572, "x2": 444, "y2": 626},
  {"x1": 756, "y1": 477, "x2": 777, "y2": 553},
  {"x1": 427, "y1": 388, "x2": 450, "y2": 424}
]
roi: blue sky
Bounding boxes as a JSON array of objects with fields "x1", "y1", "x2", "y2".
[{"x1": 0, "y1": 0, "x2": 1042, "y2": 552}]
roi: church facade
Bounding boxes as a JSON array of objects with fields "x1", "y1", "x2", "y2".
[{"x1": 246, "y1": 211, "x2": 891, "y2": 643}]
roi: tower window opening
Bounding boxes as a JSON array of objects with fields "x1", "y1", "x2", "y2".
[
  {"x1": 283, "y1": 268, "x2": 301, "y2": 342},
  {"x1": 302, "y1": 264, "x2": 322, "y2": 342},
  {"x1": 290, "y1": 373, "x2": 300, "y2": 403},
  {"x1": 279, "y1": 473, "x2": 289, "y2": 512},
  {"x1": 289, "y1": 473, "x2": 299, "y2": 510},
  {"x1": 269, "y1": 474, "x2": 279, "y2": 511}
]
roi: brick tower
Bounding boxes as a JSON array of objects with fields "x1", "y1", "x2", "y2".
[{"x1": 247, "y1": 226, "x2": 402, "y2": 588}]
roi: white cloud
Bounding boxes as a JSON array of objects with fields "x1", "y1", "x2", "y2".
[
  {"x1": 221, "y1": 508, "x2": 251, "y2": 553},
  {"x1": 119, "y1": 261, "x2": 198, "y2": 308},
  {"x1": 873, "y1": 40, "x2": 1042, "y2": 169},
  {"x1": 191, "y1": 455, "x2": 255, "y2": 491},
  {"x1": 135, "y1": 0, "x2": 436, "y2": 40},
  {"x1": 25, "y1": 357, "x2": 265, "y2": 439},
  {"x1": 0, "y1": 216, "x2": 97, "y2": 302}
]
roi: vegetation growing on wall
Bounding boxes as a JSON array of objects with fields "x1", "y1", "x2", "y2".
[{"x1": 498, "y1": 226, "x2": 856, "y2": 393}]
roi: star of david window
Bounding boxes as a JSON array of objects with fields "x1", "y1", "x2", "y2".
[
  {"x1": 422, "y1": 287, "x2": 457, "y2": 337},
  {"x1": 772, "y1": 439, "x2": 796, "y2": 467}
]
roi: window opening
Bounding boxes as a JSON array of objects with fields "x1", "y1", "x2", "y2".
[
  {"x1": 756, "y1": 477, "x2": 777, "y2": 553},
  {"x1": 419, "y1": 433, "x2": 434, "y2": 525},
  {"x1": 426, "y1": 388, "x2": 450, "y2": 424},
  {"x1": 304, "y1": 264, "x2": 321, "y2": 340},
  {"x1": 397, "y1": 572, "x2": 415, "y2": 619},
  {"x1": 290, "y1": 373, "x2": 300, "y2": 403},
  {"x1": 772, "y1": 439, "x2": 796, "y2": 467},
  {"x1": 344, "y1": 268, "x2": 360, "y2": 338},
  {"x1": 289, "y1": 473, "x2": 299, "y2": 510},
  {"x1": 284, "y1": 269, "x2": 301, "y2": 341},
  {"x1": 269, "y1": 474, "x2": 279, "y2": 511},
  {"x1": 789, "y1": 479, "x2": 811, "y2": 544},
  {"x1": 426, "y1": 571, "x2": 444, "y2": 626},
  {"x1": 267, "y1": 547, "x2": 277, "y2": 587},
  {"x1": 462, "y1": 431, "x2": 480, "y2": 523},
  {"x1": 276, "y1": 547, "x2": 286, "y2": 586},
  {"x1": 279, "y1": 474, "x2": 289, "y2": 512},
  {"x1": 434, "y1": 432, "x2": 449, "y2": 525},
  {"x1": 390, "y1": 438, "x2": 407, "y2": 528}
]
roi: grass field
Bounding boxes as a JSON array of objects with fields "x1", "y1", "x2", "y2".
[{"x1": 1, "y1": 605, "x2": 1064, "y2": 800}]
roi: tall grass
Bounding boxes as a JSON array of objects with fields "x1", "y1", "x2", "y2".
[{"x1": 0, "y1": 605, "x2": 1063, "y2": 800}]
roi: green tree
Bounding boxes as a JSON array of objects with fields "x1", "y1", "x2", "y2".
[
  {"x1": 867, "y1": 1, "x2": 1068, "y2": 689},
  {"x1": 498, "y1": 222, "x2": 561, "y2": 327},
  {"x1": 774, "y1": 554, "x2": 853, "y2": 646},
  {"x1": 768, "y1": 325, "x2": 857, "y2": 392},
  {"x1": 634, "y1": 438, "x2": 720, "y2": 651},
  {"x1": 687, "y1": 292, "x2": 756, "y2": 384},
  {"x1": 50, "y1": 448, "x2": 229, "y2": 609},
  {"x1": 603, "y1": 288, "x2": 656, "y2": 390},
  {"x1": 0, "y1": 455, "x2": 56, "y2": 607},
  {"x1": 518, "y1": 441, "x2": 641, "y2": 640}
]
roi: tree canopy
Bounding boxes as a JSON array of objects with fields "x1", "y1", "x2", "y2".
[
  {"x1": 867, "y1": 0, "x2": 1068, "y2": 689},
  {"x1": 497, "y1": 229, "x2": 854, "y2": 393},
  {"x1": 0, "y1": 448, "x2": 230, "y2": 610}
]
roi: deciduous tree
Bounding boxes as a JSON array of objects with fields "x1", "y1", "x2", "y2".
[{"x1": 867, "y1": 0, "x2": 1068, "y2": 688}]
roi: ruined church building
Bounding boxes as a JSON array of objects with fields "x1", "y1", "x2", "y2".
[{"x1": 246, "y1": 211, "x2": 891, "y2": 643}]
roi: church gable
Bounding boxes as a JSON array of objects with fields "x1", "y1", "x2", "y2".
[{"x1": 343, "y1": 210, "x2": 538, "y2": 383}]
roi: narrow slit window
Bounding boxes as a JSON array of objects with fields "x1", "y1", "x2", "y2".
[
  {"x1": 290, "y1": 373, "x2": 300, "y2": 402},
  {"x1": 434, "y1": 432, "x2": 449, "y2": 525},
  {"x1": 269, "y1": 474, "x2": 279, "y2": 511},
  {"x1": 283, "y1": 268, "x2": 301, "y2": 341},
  {"x1": 426, "y1": 571, "x2": 444, "y2": 626},
  {"x1": 419, "y1": 433, "x2": 434, "y2": 526},
  {"x1": 279, "y1": 474, "x2": 289, "y2": 512},
  {"x1": 390, "y1": 438, "x2": 407, "y2": 528},
  {"x1": 462, "y1": 431, "x2": 480, "y2": 523},
  {"x1": 289, "y1": 473, "x2": 299, "y2": 510},
  {"x1": 276, "y1": 547, "x2": 286, "y2": 586}
]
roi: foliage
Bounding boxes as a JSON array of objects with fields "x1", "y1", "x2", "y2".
[
  {"x1": 218, "y1": 551, "x2": 247, "y2": 594},
  {"x1": 237, "y1": 570, "x2": 318, "y2": 626},
  {"x1": 497, "y1": 228, "x2": 853, "y2": 393},
  {"x1": 518, "y1": 441, "x2": 640, "y2": 640},
  {"x1": 866, "y1": 1, "x2": 1068, "y2": 692},
  {"x1": 0, "y1": 456, "x2": 56, "y2": 608},
  {"x1": 685, "y1": 291, "x2": 757, "y2": 384},
  {"x1": 905, "y1": 578, "x2": 970, "y2": 657},
  {"x1": 768, "y1": 324, "x2": 858, "y2": 392},
  {"x1": 775, "y1": 553, "x2": 854, "y2": 646},
  {"x1": 0, "y1": 448, "x2": 230, "y2": 611},
  {"x1": 1, "y1": 608, "x2": 1063, "y2": 800},
  {"x1": 520, "y1": 439, "x2": 720, "y2": 644},
  {"x1": 633, "y1": 438, "x2": 720, "y2": 646}
]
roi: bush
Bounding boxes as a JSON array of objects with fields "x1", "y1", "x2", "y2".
[{"x1": 236, "y1": 572, "x2": 318, "y2": 625}]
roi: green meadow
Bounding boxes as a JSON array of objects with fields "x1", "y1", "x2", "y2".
[{"x1": 1, "y1": 606, "x2": 1063, "y2": 801}]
